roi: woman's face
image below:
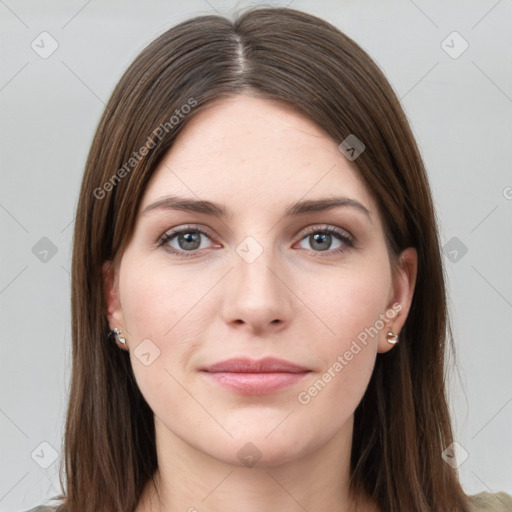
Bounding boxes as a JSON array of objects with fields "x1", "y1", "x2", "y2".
[{"x1": 104, "y1": 94, "x2": 416, "y2": 467}]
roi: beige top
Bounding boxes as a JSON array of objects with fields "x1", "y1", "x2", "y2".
[
  {"x1": 22, "y1": 492, "x2": 512, "y2": 511},
  {"x1": 468, "y1": 492, "x2": 512, "y2": 511}
]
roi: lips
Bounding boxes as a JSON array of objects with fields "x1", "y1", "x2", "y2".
[
  {"x1": 200, "y1": 356, "x2": 310, "y2": 373},
  {"x1": 200, "y1": 357, "x2": 311, "y2": 395}
]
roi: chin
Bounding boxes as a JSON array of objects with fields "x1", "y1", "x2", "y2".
[{"x1": 199, "y1": 430, "x2": 309, "y2": 469}]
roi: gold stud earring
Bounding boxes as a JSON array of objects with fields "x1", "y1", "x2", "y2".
[{"x1": 386, "y1": 331, "x2": 399, "y2": 345}]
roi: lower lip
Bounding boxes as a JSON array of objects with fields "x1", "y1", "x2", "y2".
[{"x1": 201, "y1": 371, "x2": 309, "y2": 395}]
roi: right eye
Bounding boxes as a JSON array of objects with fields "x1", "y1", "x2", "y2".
[{"x1": 157, "y1": 226, "x2": 217, "y2": 257}]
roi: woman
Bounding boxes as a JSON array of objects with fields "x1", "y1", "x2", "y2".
[{"x1": 24, "y1": 6, "x2": 512, "y2": 512}]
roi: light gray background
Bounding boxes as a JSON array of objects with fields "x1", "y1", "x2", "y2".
[{"x1": 1, "y1": 1, "x2": 511, "y2": 510}]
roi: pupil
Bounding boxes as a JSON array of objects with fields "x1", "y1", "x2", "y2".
[
  {"x1": 312, "y1": 233, "x2": 330, "y2": 251},
  {"x1": 180, "y1": 232, "x2": 200, "y2": 250}
]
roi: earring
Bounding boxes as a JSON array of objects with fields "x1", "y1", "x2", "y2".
[
  {"x1": 386, "y1": 331, "x2": 399, "y2": 345},
  {"x1": 109, "y1": 327, "x2": 126, "y2": 345}
]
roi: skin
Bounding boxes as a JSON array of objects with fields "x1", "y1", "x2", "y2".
[{"x1": 103, "y1": 95, "x2": 417, "y2": 512}]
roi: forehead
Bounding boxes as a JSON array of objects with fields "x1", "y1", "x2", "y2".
[{"x1": 140, "y1": 95, "x2": 376, "y2": 218}]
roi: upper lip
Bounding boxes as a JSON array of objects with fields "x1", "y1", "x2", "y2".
[{"x1": 200, "y1": 357, "x2": 310, "y2": 373}]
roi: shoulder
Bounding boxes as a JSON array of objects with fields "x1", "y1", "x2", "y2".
[
  {"x1": 21, "y1": 506, "x2": 58, "y2": 512},
  {"x1": 467, "y1": 491, "x2": 512, "y2": 511}
]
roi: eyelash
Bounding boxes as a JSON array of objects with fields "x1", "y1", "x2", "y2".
[{"x1": 156, "y1": 224, "x2": 354, "y2": 259}]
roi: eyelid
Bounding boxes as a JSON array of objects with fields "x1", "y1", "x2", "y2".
[{"x1": 297, "y1": 224, "x2": 354, "y2": 243}]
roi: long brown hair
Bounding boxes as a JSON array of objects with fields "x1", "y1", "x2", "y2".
[{"x1": 49, "y1": 6, "x2": 472, "y2": 511}]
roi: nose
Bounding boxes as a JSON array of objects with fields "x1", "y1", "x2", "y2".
[{"x1": 221, "y1": 241, "x2": 292, "y2": 335}]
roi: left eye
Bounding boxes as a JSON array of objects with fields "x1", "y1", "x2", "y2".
[{"x1": 296, "y1": 226, "x2": 353, "y2": 254}]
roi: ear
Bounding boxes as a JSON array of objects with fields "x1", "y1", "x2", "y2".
[
  {"x1": 377, "y1": 247, "x2": 418, "y2": 354},
  {"x1": 102, "y1": 260, "x2": 125, "y2": 335}
]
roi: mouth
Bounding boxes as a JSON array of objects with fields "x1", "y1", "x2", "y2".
[{"x1": 200, "y1": 357, "x2": 311, "y2": 395}]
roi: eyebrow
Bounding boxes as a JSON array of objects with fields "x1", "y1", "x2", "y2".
[{"x1": 142, "y1": 195, "x2": 372, "y2": 223}]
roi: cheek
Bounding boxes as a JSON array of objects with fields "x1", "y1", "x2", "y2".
[
  {"x1": 298, "y1": 261, "x2": 391, "y2": 396},
  {"x1": 118, "y1": 260, "x2": 199, "y2": 419},
  {"x1": 118, "y1": 257, "x2": 213, "y2": 384},
  {"x1": 119, "y1": 257, "x2": 198, "y2": 340},
  {"x1": 313, "y1": 261, "x2": 392, "y2": 347},
  {"x1": 293, "y1": 273, "x2": 388, "y2": 435}
]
